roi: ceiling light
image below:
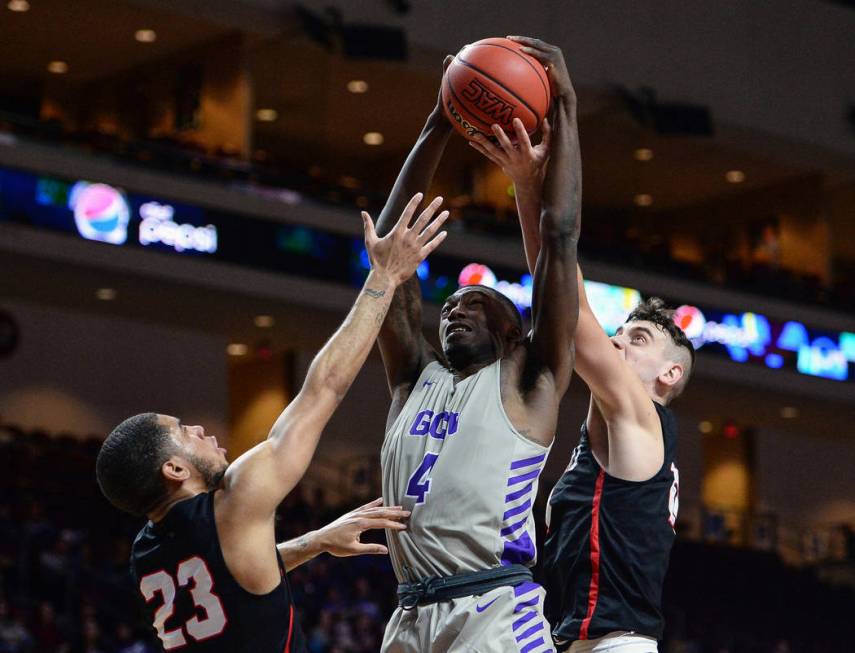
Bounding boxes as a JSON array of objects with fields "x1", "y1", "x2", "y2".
[
  {"x1": 47, "y1": 61, "x2": 68, "y2": 74},
  {"x1": 7, "y1": 0, "x2": 30, "y2": 12},
  {"x1": 634, "y1": 148, "x2": 653, "y2": 162},
  {"x1": 227, "y1": 343, "x2": 248, "y2": 356},
  {"x1": 725, "y1": 170, "x2": 745, "y2": 183},
  {"x1": 135, "y1": 29, "x2": 157, "y2": 43},
  {"x1": 698, "y1": 420, "x2": 713, "y2": 434},
  {"x1": 781, "y1": 406, "x2": 798, "y2": 419},
  {"x1": 363, "y1": 132, "x2": 384, "y2": 145},
  {"x1": 633, "y1": 193, "x2": 653, "y2": 207},
  {"x1": 95, "y1": 288, "x2": 117, "y2": 301},
  {"x1": 255, "y1": 108, "x2": 278, "y2": 122},
  {"x1": 254, "y1": 315, "x2": 275, "y2": 328},
  {"x1": 347, "y1": 80, "x2": 369, "y2": 93}
]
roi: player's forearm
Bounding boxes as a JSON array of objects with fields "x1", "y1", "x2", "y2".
[
  {"x1": 539, "y1": 95, "x2": 581, "y2": 244},
  {"x1": 276, "y1": 531, "x2": 323, "y2": 572},
  {"x1": 375, "y1": 109, "x2": 452, "y2": 237},
  {"x1": 303, "y1": 268, "x2": 396, "y2": 400},
  {"x1": 514, "y1": 180, "x2": 543, "y2": 275}
]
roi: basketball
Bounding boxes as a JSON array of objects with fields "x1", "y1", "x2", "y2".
[{"x1": 442, "y1": 37, "x2": 551, "y2": 141}]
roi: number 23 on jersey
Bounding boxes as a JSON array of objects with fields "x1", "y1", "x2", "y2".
[{"x1": 139, "y1": 556, "x2": 227, "y2": 650}]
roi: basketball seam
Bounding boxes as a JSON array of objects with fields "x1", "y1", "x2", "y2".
[
  {"x1": 459, "y1": 43, "x2": 550, "y2": 110},
  {"x1": 444, "y1": 75, "x2": 498, "y2": 133},
  {"x1": 452, "y1": 57, "x2": 540, "y2": 123}
]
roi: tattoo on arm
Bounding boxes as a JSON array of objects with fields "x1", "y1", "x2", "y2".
[{"x1": 364, "y1": 288, "x2": 386, "y2": 299}]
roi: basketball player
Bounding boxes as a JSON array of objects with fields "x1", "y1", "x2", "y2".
[
  {"x1": 471, "y1": 35, "x2": 695, "y2": 653},
  {"x1": 375, "y1": 47, "x2": 581, "y2": 652},
  {"x1": 95, "y1": 194, "x2": 450, "y2": 653}
]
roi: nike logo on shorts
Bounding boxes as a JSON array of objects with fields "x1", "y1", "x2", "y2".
[{"x1": 475, "y1": 597, "x2": 499, "y2": 612}]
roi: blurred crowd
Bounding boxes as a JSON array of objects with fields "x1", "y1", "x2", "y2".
[{"x1": 2, "y1": 422, "x2": 853, "y2": 653}]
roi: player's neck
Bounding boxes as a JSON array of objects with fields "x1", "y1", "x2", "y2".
[{"x1": 147, "y1": 485, "x2": 206, "y2": 523}]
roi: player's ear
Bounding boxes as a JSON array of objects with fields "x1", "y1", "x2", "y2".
[
  {"x1": 658, "y1": 361, "x2": 684, "y2": 389},
  {"x1": 161, "y1": 456, "x2": 191, "y2": 483}
]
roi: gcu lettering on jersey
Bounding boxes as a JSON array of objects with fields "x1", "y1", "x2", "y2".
[
  {"x1": 461, "y1": 79, "x2": 516, "y2": 126},
  {"x1": 408, "y1": 410, "x2": 460, "y2": 439}
]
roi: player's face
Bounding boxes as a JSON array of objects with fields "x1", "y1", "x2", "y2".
[
  {"x1": 439, "y1": 288, "x2": 515, "y2": 366},
  {"x1": 157, "y1": 415, "x2": 228, "y2": 490},
  {"x1": 610, "y1": 320, "x2": 675, "y2": 387}
]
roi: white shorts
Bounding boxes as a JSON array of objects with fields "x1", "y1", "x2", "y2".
[
  {"x1": 382, "y1": 581, "x2": 556, "y2": 653},
  {"x1": 562, "y1": 631, "x2": 658, "y2": 653}
]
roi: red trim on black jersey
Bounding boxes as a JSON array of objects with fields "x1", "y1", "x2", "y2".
[
  {"x1": 283, "y1": 604, "x2": 294, "y2": 653},
  {"x1": 579, "y1": 468, "x2": 606, "y2": 640}
]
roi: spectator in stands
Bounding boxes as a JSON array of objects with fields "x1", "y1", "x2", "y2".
[{"x1": 0, "y1": 597, "x2": 33, "y2": 653}]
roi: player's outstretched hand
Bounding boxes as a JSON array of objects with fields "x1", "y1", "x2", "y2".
[
  {"x1": 507, "y1": 36, "x2": 576, "y2": 106},
  {"x1": 315, "y1": 498, "x2": 410, "y2": 557},
  {"x1": 469, "y1": 117, "x2": 551, "y2": 189},
  {"x1": 362, "y1": 193, "x2": 449, "y2": 286},
  {"x1": 434, "y1": 55, "x2": 454, "y2": 117}
]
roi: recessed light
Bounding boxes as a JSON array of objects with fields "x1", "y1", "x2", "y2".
[
  {"x1": 634, "y1": 148, "x2": 653, "y2": 162},
  {"x1": 7, "y1": 0, "x2": 30, "y2": 12},
  {"x1": 347, "y1": 80, "x2": 369, "y2": 93},
  {"x1": 698, "y1": 420, "x2": 713, "y2": 434},
  {"x1": 227, "y1": 343, "x2": 248, "y2": 356},
  {"x1": 135, "y1": 29, "x2": 157, "y2": 43},
  {"x1": 781, "y1": 406, "x2": 798, "y2": 419},
  {"x1": 254, "y1": 315, "x2": 275, "y2": 328},
  {"x1": 47, "y1": 61, "x2": 68, "y2": 74},
  {"x1": 725, "y1": 170, "x2": 745, "y2": 183},
  {"x1": 95, "y1": 288, "x2": 117, "y2": 301},
  {"x1": 363, "y1": 132, "x2": 384, "y2": 145},
  {"x1": 255, "y1": 108, "x2": 278, "y2": 122},
  {"x1": 633, "y1": 193, "x2": 653, "y2": 207}
]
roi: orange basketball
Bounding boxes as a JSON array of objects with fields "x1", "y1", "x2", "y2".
[{"x1": 442, "y1": 37, "x2": 550, "y2": 141}]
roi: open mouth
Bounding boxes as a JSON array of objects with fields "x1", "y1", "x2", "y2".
[{"x1": 447, "y1": 323, "x2": 471, "y2": 336}]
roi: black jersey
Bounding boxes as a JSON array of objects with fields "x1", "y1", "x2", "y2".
[
  {"x1": 130, "y1": 492, "x2": 306, "y2": 653},
  {"x1": 543, "y1": 402, "x2": 679, "y2": 643}
]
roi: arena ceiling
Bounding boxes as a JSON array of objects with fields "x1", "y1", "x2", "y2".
[{"x1": 0, "y1": 0, "x2": 849, "y2": 215}]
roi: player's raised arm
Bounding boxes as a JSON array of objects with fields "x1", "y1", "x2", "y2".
[
  {"x1": 374, "y1": 58, "x2": 454, "y2": 400},
  {"x1": 218, "y1": 195, "x2": 449, "y2": 524},
  {"x1": 513, "y1": 37, "x2": 581, "y2": 395}
]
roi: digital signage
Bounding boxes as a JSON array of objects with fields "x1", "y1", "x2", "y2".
[{"x1": 1, "y1": 164, "x2": 851, "y2": 383}]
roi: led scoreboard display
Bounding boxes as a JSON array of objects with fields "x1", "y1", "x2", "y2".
[{"x1": 1, "y1": 164, "x2": 852, "y2": 383}]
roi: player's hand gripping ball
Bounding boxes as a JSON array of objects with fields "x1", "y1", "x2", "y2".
[{"x1": 441, "y1": 37, "x2": 550, "y2": 142}]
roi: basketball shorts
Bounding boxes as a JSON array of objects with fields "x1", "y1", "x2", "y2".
[
  {"x1": 560, "y1": 631, "x2": 658, "y2": 653},
  {"x1": 381, "y1": 581, "x2": 556, "y2": 653}
]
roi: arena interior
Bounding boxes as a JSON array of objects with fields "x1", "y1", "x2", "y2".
[{"x1": 1, "y1": 1, "x2": 854, "y2": 652}]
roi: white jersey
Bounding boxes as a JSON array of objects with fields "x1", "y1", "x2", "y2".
[{"x1": 381, "y1": 360, "x2": 552, "y2": 582}]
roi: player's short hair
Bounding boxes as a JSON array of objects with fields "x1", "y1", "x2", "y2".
[
  {"x1": 625, "y1": 297, "x2": 695, "y2": 401},
  {"x1": 460, "y1": 285, "x2": 523, "y2": 333},
  {"x1": 96, "y1": 413, "x2": 178, "y2": 516}
]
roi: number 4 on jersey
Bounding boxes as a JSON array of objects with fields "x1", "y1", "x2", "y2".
[{"x1": 406, "y1": 452, "x2": 439, "y2": 505}]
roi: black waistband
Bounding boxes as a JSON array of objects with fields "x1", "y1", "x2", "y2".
[{"x1": 397, "y1": 564, "x2": 533, "y2": 609}]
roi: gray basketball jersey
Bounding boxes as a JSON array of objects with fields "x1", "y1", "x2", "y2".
[{"x1": 381, "y1": 359, "x2": 552, "y2": 583}]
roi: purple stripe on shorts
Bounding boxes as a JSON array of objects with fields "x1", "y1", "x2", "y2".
[
  {"x1": 516, "y1": 621, "x2": 545, "y2": 642},
  {"x1": 520, "y1": 636, "x2": 546, "y2": 653},
  {"x1": 505, "y1": 482, "x2": 533, "y2": 503},
  {"x1": 512, "y1": 610, "x2": 537, "y2": 631},
  {"x1": 500, "y1": 517, "x2": 528, "y2": 537},
  {"x1": 503, "y1": 498, "x2": 532, "y2": 521},
  {"x1": 514, "y1": 596, "x2": 539, "y2": 613},
  {"x1": 501, "y1": 531, "x2": 535, "y2": 566},
  {"x1": 507, "y1": 469, "x2": 540, "y2": 486},
  {"x1": 510, "y1": 453, "x2": 546, "y2": 470},
  {"x1": 514, "y1": 581, "x2": 538, "y2": 597}
]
